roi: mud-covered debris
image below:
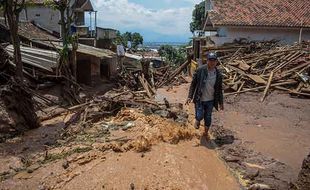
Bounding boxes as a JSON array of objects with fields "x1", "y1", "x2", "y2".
[
  {"x1": 218, "y1": 143, "x2": 293, "y2": 190},
  {"x1": 62, "y1": 160, "x2": 69, "y2": 169},
  {"x1": 290, "y1": 152, "x2": 310, "y2": 190},
  {"x1": 248, "y1": 183, "x2": 271, "y2": 190},
  {"x1": 210, "y1": 125, "x2": 234, "y2": 146}
]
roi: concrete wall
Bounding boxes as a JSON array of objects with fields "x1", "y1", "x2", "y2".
[
  {"x1": 97, "y1": 28, "x2": 117, "y2": 40},
  {"x1": 210, "y1": 26, "x2": 310, "y2": 45},
  {"x1": 20, "y1": 6, "x2": 60, "y2": 34}
]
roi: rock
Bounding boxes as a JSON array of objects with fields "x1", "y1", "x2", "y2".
[
  {"x1": 210, "y1": 125, "x2": 234, "y2": 146},
  {"x1": 142, "y1": 108, "x2": 153, "y2": 115},
  {"x1": 27, "y1": 164, "x2": 41, "y2": 173},
  {"x1": 243, "y1": 168, "x2": 259, "y2": 180},
  {"x1": 154, "y1": 110, "x2": 169, "y2": 118},
  {"x1": 223, "y1": 155, "x2": 240, "y2": 163},
  {"x1": 62, "y1": 160, "x2": 69, "y2": 169},
  {"x1": 248, "y1": 183, "x2": 271, "y2": 190},
  {"x1": 122, "y1": 122, "x2": 135, "y2": 131}
]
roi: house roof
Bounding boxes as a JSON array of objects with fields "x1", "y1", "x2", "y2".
[
  {"x1": 205, "y1": 0, "x2": 310, "y2": 29},
  {"x1": 73, "y1": 0, "x2": 94, "y2": 11},
  {"x1": 0, "y1": 18, "x2": 114, "y2": 59},
  {"x1": 26, "y1": 0, "x2": 94, "y2": 11},
  {"x1": 0, "y1": 18, "x2": 58, "y2": 40}
]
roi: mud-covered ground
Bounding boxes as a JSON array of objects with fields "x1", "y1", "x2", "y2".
[
  {"x1": 1, "y1": 82, "x2": 309, "y2": 190},
  {"x1": 157, "y1": 83, "x2": 310, "y2": 189},
  {"x1": 0, "y1": 106, "x2": 240, "y2": 190}
]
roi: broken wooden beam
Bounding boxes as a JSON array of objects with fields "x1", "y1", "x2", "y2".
[{"x1": 261, "y1": 71, "x2": 274, "y2": 102}]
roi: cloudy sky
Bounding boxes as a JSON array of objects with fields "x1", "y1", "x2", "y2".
[{"x1": 91, "y1": 0, "x2": 203, "y2": 43}]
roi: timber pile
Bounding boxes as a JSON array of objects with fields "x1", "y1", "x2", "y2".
[
  {"x1": 118, "y1": 59, "x2": 190, "y2": 96},
  {"x1": 204, "y1": 41, "x2": 310, "y2": 100},
  {"x1": 40, "y1": 88, "x2": 185, "y2": 130}
]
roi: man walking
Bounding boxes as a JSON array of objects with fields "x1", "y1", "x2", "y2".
[{"x1": 186, "y1": 52, "x2": 224, "y2": 140}]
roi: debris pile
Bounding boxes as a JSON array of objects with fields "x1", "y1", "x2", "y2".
[
  {"x1": 65, "y1": 108, "x2": 195, "y2": 153},
  {"x1": 205, "y1": 41, "x2": 310, "y2": 100},
  {"x1": 118, "y1": 58, "x2": 190, "y2": 96}
]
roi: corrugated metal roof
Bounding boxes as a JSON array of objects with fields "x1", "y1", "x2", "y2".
[{"x1": 6, "y1": 45, "x2": 58, "y2": 72}]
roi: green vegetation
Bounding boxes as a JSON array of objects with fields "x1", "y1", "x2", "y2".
[
  {"x1": 42, "y1": 147, "x2": 93, "y2": 164},
  {"x1": 115, "y1": 31, "x2": 144, "y2": 50},
  {"x1": 158, "y1": 45, "x2": 187, "y2": 66},
  {"x1": 190, "y1": 1, "x2": 205, "y2": 33}
]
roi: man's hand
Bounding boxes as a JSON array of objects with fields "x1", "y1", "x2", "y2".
[
  {"x1": 220, "y1": 104, "x2": 224, "y2": 111},
  {"x1": 185, "y1": 98, "x2": 192, "y2": 105}
]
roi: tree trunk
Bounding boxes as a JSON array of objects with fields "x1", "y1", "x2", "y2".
[
  {"x1": 71, "y1": 38, "x2": 78, "y2": 79},
  {"x1": 6, "y1": 0, "x2": 23, "y2": 81}
]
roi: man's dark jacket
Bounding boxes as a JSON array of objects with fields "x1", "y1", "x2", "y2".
[{"x1": 187, "y1": 64, "x2": 224, "y2": 110}]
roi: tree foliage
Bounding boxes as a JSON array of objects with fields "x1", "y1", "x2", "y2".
[
  {"x1": 158, "y1": 45, "x2": 186, "y2": 66},
  {"x1": 190, "y1": 1, "x2": 205, "y2": 33},
  {"x1": 115, "y1": 31, "x2": 143, "y2": 50}
]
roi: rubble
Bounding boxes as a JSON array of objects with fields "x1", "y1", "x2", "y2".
[
  {"x1": 205, "y1": 41, "x2": 310, "y2": 100},
  {"x1": 218, "y1": 143, "x2": 293, "y2": 190}
]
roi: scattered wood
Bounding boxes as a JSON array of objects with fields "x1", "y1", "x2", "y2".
[{"x1": 210, "y1": 41, "x2": 310, "y2": 100}]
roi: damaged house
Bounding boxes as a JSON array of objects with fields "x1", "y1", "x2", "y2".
[
  {"x1": 0, "y1": 18, "x2": 117, "y2": 86},
  {"x1": 20, "y1": 0, "x2": 117, "y2": 48},
  {"x1": 203, "y1": 0, "x2": 310, "y2": 45}
]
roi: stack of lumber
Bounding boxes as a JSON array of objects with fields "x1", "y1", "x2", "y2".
[{"x1": 203, "y1": 41, "x2": 310, "y2": 100}]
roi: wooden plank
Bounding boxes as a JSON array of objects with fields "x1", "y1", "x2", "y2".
[
  {"x1": 138, "y1": 75, "x2": 152, "y2": 98},
  {"x1": 247, "y1": 74, "x2": 267, "y2": 84},
  {"x1": 261, "y1": 71, "x2": 274, "y2": 102},
  {"x1": 238, "y1": 60, "x2": 251, "y2": 71},
  {"x1": 224, "y1": 81, "x2": 298, "y2": 96}
]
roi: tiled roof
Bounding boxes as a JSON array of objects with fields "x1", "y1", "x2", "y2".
[
  {"x1": 0, "y1": 18, "x2": 58, "y2": 40},
  {"x1": 207, "y1": 0, "x2": 310, "y2": 28},
  {"x1": 26, "y1": 0, "x2": 94, "y2": 11}
]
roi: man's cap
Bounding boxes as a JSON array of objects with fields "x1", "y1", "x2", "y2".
[{"x1": 207, "y1": 52, "x2": 217, "y2": 60}]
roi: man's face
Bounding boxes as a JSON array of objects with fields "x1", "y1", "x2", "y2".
[{"x1": 208, "y1": 59, "x2": 217, "y2": 68}]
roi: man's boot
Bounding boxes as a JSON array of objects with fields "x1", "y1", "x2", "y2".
[
  {"x1": 205, "y1": 127, "x2": 210, "y2": 141},
  {"x1": 194, "y1": 120, "x2": 200, "y2": 129}
]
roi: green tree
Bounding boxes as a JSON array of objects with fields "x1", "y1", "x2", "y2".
[
  {"x1": 122, "y1": 32, "x2": 132, "y2": 44},
  {"x1": 190, "y1": 1, "x2": 205, "y2": 33},
  {"x1": 131, "y1": 32, "x2": 143, "y2": 49},
  {"x1": 115, "y1": 30, "x2": 126, "y2": 46},
  {"x1": 114, "y1": 31, "x2": 143, "y2": 50},
  {"x1": 158, "y1": 45, "x2": 186, "y2": 66}
]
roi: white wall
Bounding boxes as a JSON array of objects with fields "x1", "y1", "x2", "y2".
[
  {"x1": 20, "y1": 6, "x2": 60, "y2": 34},
  {"x1": 210, "y1": 26, "x2": 310, "y2": 45}
]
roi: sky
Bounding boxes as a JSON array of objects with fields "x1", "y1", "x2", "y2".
[{"x1": 90, "y1": 0, "x2": 203, "y2": 43}]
